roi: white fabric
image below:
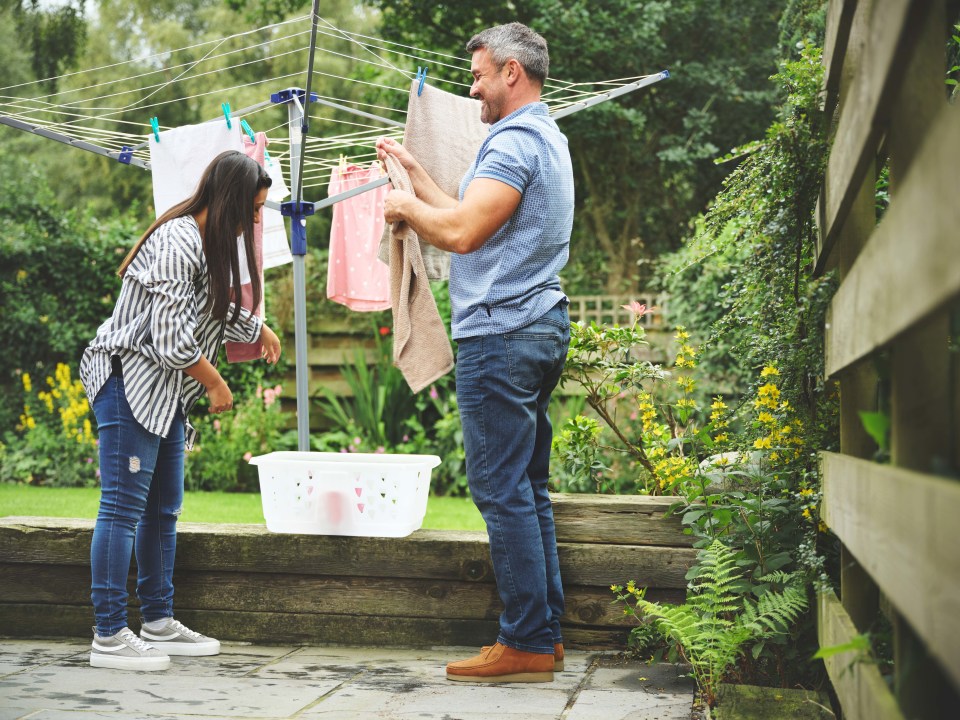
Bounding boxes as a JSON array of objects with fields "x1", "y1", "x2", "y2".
[
  {"x1": 149, "y1": 121, "x2": 243, "y2": 217},
  {"x1": 262, "y1": 152, "x2": 293, "y2": 269}
]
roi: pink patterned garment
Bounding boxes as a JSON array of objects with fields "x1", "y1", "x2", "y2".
[{"x1": 327, "y1": 163, "x2": 391, "y2": 311}]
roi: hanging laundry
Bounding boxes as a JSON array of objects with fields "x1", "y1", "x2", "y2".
[
  {"x1": 327, "y1": 162, "x2": 391, "y2": 312},
  {"x1": 149, "y1": 121, "x2": 243, "y2": 217},
  {"x1": 262, "y1": 152, "x2": 293, "y2": 270},
  {"x1": 382, "y1": 154, "x2": 453, "y2": 392},
  {"x1": 378, "y1": 79, "x2": 488, "y2": 280},
  {"x1": 225, "y1": 131, "x2": 269, "y2": 363}
]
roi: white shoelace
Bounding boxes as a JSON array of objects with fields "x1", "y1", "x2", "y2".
[
  {"x1": 117, "y1": 627, "x2": 157, "y2": 653},
  {"x1": 167, "y1": 619, "x2": 203, "y2": 639}
]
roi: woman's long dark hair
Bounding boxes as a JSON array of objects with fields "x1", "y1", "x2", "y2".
[{"x1": 118, "y1": 150, "x2": 272, "y2": 325}]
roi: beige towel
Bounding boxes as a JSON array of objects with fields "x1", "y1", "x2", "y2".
[
  {"x1": 378, "y1": 80, "x2": 489, "y2": 280},
  {"x1": 384, "y1": 154, "x2": 455, "y2": 393}
]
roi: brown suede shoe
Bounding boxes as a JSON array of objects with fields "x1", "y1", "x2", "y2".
[
  {"x1": 481, "y1": 642, "x2": 564, "y2": 671},
  {"x1": 447, "y1": 642, "x2": 554, "y2": 683}
]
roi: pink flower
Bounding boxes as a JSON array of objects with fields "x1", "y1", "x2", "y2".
[
  {"x1": 243, "y1": 452, "x2": 253, "y2": 462},
  {"x1": 630, "y1": 411, "x2": 638, "y2": 421},
  {"x1": 621, "y1": 301, "x2": 654, "y2": 318},
  {"x1": 256, "y1": 384, "x2": 263, "y2": 398},
  {"x1": 340, "y1": 448, "x2": 348, "y2": 453},
  {"x1": 402, "y1": 435, "x2": 409, "y2": 442},
  {"x1": 375, "y1": 446, "x2": 385, "y2": 454},
  {"x1": 429, "y1": 385, "x2": 438, "y2": 400},
  {"x1": 353, "y1": 437, "x2": 361, "y2": 446},
  {"x1": 273, "y1": 384, "x2": 283, "y2": 395},
  {"x1": 213, "y1": 419, "x2": 221, "y2": 432},
  {"x1": 264, "y1": 389, "x2": 276, "y2": 407},
  {"x1": 95, "y1": 469, "x2": 101, "y2": 479},
  {"x1": 379, "y1": 326, "x2": 390, "y2": 336}
]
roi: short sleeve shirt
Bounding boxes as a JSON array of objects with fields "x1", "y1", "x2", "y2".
[{"x1": 450, "y1": 102, "x2": 574, "y2": 339}]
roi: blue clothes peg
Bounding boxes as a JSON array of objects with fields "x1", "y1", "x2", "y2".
[
  {"x1": 221, "y1": 102, "x2": 232, "y2": 129},
  {"x1": 241, "y1": 119, "x2": 256, "y2": 143},
  {"x1": 150, "y1": 117, "x2": 160, "y2": 143},
  {"x1": 418, "y1": 66, "x2": 428, "y2": 96}
]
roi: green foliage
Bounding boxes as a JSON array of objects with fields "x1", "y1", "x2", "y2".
[
  {"x1": 9, "y1": 0, "x2": 87, "y2": 92},
  {"x1": 0, "y1": 363, "x2": 99, "y2": 487},
  {"x1": 186, "y1": 381, "x2": 295, "y2": 492},
  {"x1": 614, "y1": 539, "x2": 808, "y2": 707},
  {"x1": 315, "y1": 318, "x2": 468, "y2": 496},
  {"x1": 0, "y1": 149, "x2": 136, "y2": 432}
]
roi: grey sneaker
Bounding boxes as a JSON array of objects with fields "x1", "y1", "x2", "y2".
[
  {"x1": 90, "y1": 627, "x2": 171, "y2": 671},
  {"x1": 139, "y1": 618, "x2": 221, "y2": 656}
]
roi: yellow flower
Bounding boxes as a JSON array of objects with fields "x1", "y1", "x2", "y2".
[
  {"x1": 760, "y1": 366, "x2": 780, "y2": 377},
  {"x1": 16, "y1": 269, "x2": 28, "y2": 282},
  {"x1": 674, "y1": 327, "x2": 690, "y2": 342},
  {"x1": 818, "y1": 520, "x2": 828, "y2": 533},
  {"x1": 799, "y1": 488, "x2": 814, "y2": 497},
  {"x1": 757, "y1": 411, "x2": 776, "y2": 424},
  {"x1": 754, "y1": 436, "x2": 772, "y2": 449},
  {"x1": 714, "y1": 433, "x2": 729, "y2": 443},
  {"x1": 711, "y1": 398, "x2": 727, "y2": 411},
  {"x1": 22, "y1": 373, "x2": 32, "y2": 393},
  {"x1": 802, "y1": 508, "x2": 811, "y2": 518}
]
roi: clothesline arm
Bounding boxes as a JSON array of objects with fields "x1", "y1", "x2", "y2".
[{"x1": 0, "y1": 115, "x2": 151, "y2": 169}]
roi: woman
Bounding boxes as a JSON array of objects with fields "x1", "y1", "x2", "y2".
[{"x1": 79, "y1": 150, "x2": 282, "y2": 671}]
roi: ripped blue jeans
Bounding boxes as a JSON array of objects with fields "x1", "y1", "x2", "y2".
[{"x1": 90, "y1": 370, "x2": 184, "y2": 636}]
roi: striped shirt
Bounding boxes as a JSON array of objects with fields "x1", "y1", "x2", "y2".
[
  {"x1": 451, "y1": 102, "x2": 574, "y2": 339},
  {"x1": 79, "y1": 215, "x2": 261, "y2": 448}
]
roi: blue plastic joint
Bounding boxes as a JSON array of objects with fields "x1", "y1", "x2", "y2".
[
  {"x1": 117, "y1": 146, "x2": 133, "y2": 165},
  {"x1": 280, "y1": 202, "x2": 316, "y2": 256},
  {"x1": 269, "y1": 88, "x2": 320, "y2": 105}
]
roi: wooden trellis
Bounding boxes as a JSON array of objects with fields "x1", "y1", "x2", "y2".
[{"x1": 815, "y1": 1, "x2": 960, "y2": 717}]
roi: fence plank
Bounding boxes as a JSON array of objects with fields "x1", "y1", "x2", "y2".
[
  {"x1": 821, "y1": 0, "x2": 858, "y2": 118},
  {"x1": 824, "y1": 102, "x2": 960, "y2": 377},
  {"x1": 818, "y1": 589, "x2": 905, "y2": 720},
  {"x1": 819, "y1": 0, "x2": 930, "y2": 263},
  {"x1": 820, "y1": 452, "x2": 960, "y2": 690}
]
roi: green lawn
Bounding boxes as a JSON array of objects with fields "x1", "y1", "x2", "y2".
[{"x1": 0, "y1": 484, "x2": 485, "y2": 531}]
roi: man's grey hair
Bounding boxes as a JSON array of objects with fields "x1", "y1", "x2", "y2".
[{"x1": 466, "y1": 22, "x2": 549, "y2": 86}]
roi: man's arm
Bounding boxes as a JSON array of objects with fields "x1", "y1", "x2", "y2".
[{"x1": 384, "y1": 178, "x2": 521, "y2": 254}]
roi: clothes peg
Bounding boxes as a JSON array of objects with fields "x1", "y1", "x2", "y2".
[
  {"x1": 338, "y1": 154, "x2": 347, "y2": 173},
  {"x1": 240, "y1": 119, "x2": 256, "y2": 143},
  {"x1": 150, "y1": 117, "x2": 160, "y2": 143},
  {"x1": 418, "y1": 66, "x2": 428, "y2": 96},
  {"x1": 221, "y1": 102, "x2": 232, "y2": 130}
]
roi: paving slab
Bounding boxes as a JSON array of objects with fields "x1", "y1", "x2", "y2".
[{"x1": 0, "y1": 637, "x2": 695, "y2": 720}]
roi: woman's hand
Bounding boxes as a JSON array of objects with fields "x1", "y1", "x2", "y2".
[
  {"x1": 206, "y1": 377, "x2": 234, "y2": 414},
  {"x1": 260, "y1": 323, "x2": 282, "y2": 364}
]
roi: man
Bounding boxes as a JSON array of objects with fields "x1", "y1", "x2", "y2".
[{"x1": 377, "y1": 22, "x2": 574, "y2": 683}]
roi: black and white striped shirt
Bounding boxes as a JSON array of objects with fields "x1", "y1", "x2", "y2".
[{"x1": 79, "y1": 215, "x2": 261, "y2": 448}]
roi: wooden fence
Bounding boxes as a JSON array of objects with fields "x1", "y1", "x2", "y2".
[
  {"x1": 814, "y1": 0, "x2": 960, "y2": 717},
  {"x1": 0, "y1": 495, "x2": 694, "y2": 649},
  {"x1": 278, "y1": 293, "x2": 672, "y2": 412}
]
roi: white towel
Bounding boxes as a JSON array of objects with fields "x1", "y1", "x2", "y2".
[{"x1": 149, "y1": 121, "x2": 243, "y2": 217}]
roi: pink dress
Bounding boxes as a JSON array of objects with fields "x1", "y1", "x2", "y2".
[{"x1": 327, "y1": 163, "x2": 391, "y2": 311}]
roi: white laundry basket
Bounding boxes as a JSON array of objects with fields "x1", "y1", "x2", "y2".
[{"x1": 250, "y1": 451, "x2": 441, "y2": 537}]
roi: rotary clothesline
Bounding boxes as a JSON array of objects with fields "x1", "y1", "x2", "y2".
[
  {"x1": 0, "y1": 8, "x2": 669, "y2": 448},
  {"x1": 0, "y1": 12, "x2": 666, "y2": 192}
]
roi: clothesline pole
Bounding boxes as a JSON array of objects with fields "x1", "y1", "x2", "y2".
[{"x1": 284, "y1": 90, "x2": 313, "y2": 452}]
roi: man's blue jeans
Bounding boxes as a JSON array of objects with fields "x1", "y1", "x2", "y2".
[
  {"x1": 455, "y1": 301, "x2": 570, "y2": 654},
  {"x1": 90, "y1": 371, "x2": 184, "y2": 636}
]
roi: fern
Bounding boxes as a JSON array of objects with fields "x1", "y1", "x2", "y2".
[{"x1": 613, "y1": 539, "x2": 808, "y2": 707}]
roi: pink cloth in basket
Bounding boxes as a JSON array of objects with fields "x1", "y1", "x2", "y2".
[{"x1": 327, "y1": 163, "x2": 391, "y2": 311}]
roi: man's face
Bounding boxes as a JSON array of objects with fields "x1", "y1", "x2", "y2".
[{"x1": 470, "y1": 48, "x2": 507, "y2": 124}]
